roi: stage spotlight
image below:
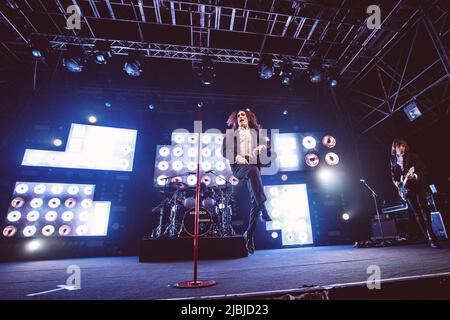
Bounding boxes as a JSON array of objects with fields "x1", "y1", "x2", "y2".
[
  {"x1": 327, "y1": 71, "x2": 338, "y2": 87},
  {"x1": 302, "y1": 136, "x2": 317, "y2": 149},
  {"x1": 281, "y1": 174, "x2": 288, "y2": 181},
  {"x1": 279, "y1": 61, "x2": 294, "y2": 85},
  {"x1": 105, "y1": 102, "x2": 112, "y2": 108},
  {"x1": 124, "y1": 52, "x2": 143, "y2": 77},
  {"x1": 62, "y1": 46, "x2": 86, "y2": 73},
  {"x1": 404, "y1": 102, "x2": 422, "y2": 122},
  {"x1": 197, "y1": 56, "x2": 216, "y2": 85},
  {"x1": 322, "y1": 135, "x2": 336, "y2": 148},
  {"x1": 305, "y1": 153, "x2": 319, "y2": 168},
  {"x1": 258, "y1": 56, "x2": 275, "y2": 79},
  {"x1": 342, "y1": 213, "x2": 350, "y2": 221},
  {"x1": 318, "y1": 168, "x2": 333, "y2": 183},
  {"x1": 148, "y1": 104, "x2": 155, "y2": 110},
  {"x1": 3, "y1": 225, "x2": 17, "y2": 237},
  {"x1": 53, "y1": 139, "x2": 63, "y2": 147},
  {"x1": 308, "y1": 60, "x2": 323, "y2": 83},
  {"x1": 26, "y1": 240, "x2": 41, "y2": 252},
  {"x1": 325, "y1": 152, "x2": 340, "y2": 166},
  {"x1": 282, "y1": 109, "x2": 288, "y2": 115},
  {"x1": 23, "y1": 226, "x2": 37, "y2": 237},
  {"x1": 30, "y1": 36, "x2": 51, "y2": 60},
  {"x1": 92, "y1": 41, "x2": 112, "y2": 65},
  {"x1": 88, "y1": 115, "x2": 97, "y2": 124},
  {"x1": 271, "y1": 232, "x2": 279, "y2": 239}
]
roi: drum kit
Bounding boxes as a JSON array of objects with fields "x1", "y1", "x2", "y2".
[{"x1": 150, "y1": 174, "x2": 236, "y2": 238}]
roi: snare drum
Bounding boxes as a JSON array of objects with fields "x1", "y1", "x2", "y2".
[{"x1": 182, "y1": 207, "x2": 213, "y2": 237}]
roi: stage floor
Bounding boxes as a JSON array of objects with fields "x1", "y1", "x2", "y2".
[{"x1": 1, "y1": 243, "x2": 450, "y2": 300}]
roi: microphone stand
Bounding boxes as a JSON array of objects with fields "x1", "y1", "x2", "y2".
[{"x1": 361, "y1": 179, "x2": 386, "y2": 246}]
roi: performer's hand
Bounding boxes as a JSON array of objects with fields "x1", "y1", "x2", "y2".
[
  {"x1": 394, "y1": 181, "x2": 400, "y2": 188},
  {"x1": 235, "y1": 155, "x2": 249, "y2": 164},
  {"x1": 252, "y1": 145, "x2": 266, "y2": 157}
]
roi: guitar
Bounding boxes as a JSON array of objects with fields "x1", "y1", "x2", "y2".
[{"x1": 398, "y1": 166, "x2": 415, "y2": 200}]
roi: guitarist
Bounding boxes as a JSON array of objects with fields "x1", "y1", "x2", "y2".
[{"x1": 390, "y1": 138, "x2": 439, "y2": 248}]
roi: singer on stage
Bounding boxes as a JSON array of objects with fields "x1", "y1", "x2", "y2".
[
  {"x1": 222, "y1": 109, "x2": 273, "y2": 254},
  {"x1": 390, "y1": 138, "x2": 439, "y2": 249}
]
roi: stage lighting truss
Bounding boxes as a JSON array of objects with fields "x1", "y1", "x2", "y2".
[
  {"x1": 22, "y1": 123, "x2": 137, "y2": 172},
  {"x1": 153, "y1": 132, "x2": 236, "y2": 187},
  {"x1": 2, "y1": 182, "x2": 111, "y2": 238},
  {"x1": 263, "y1": 184, "x2": 313, "y2": 246}
]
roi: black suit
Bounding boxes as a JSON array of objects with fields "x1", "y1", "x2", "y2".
[
  {"x1": 390, "y1": 152, "x2": 436, "y2": 242},
  {"x1": 222, "y1": 129, "x2": 272, "y2": 238}
]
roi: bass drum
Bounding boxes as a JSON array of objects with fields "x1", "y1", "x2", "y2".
[{"x1": 182, "y1": 207, "x2": 213, "y2": 237}]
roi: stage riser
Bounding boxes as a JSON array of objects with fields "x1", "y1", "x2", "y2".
[{"x1": 139, "y1": 236, "x2": 248, "y2": 262}]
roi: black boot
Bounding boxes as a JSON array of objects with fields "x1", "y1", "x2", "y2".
[
  {"x1": 260, "y1": 204, "x2": 272, "y2": 222},
  {"x1": 243, "y1": 231, "x2": 255, "y2": 254}
]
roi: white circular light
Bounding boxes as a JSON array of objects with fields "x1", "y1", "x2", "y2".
[
  {"x1": 26, "y1": 210, "x2": 40, "y2": 222},
  {"x1": 202, "y1": 148, "x2": 212, "y2": 157},
  {"x1": 325, "y1": 152, "x2": 340, "y2": 166},
  {"x1": 78, "y1": 211, "x2": 89, "y2": 222},
  {"x1": 59, "y1": 225, "x2": 71, "y2": 236},
  {"x1": 215, "y1": 161, "x2": 225, "y2": 171},
  {"x1": 201, "y1": 175, "x2": 211, "y2": 186},
  {"x1": 53, "y1": 139, "x2": 63, "y2": 147},
  {"x1": 42, "y1": 225, "x2": 55, "y2": 237},
  {"x1": 30, "y1": 198, "x2": 43, "y2": 209},
  {"x1": 158, "y1": 161, "x2": 169, "y2": 171},
  {"x1": 188, "y1": 148, "x2": 198, "y2": 157},
  {"x1": 33, "y1": 184, "x2": 46, "y2": 194},
  {"x1": 172, "y1": 161, "x2": 183, "y2": 171},
  {"x1": 201, "y1": 161, "x2": 211, "y2": 171},
  {"x1": 271, "y1": 232, "x2": 279, "y2": 239},
  {"x1": 215, "y1": 136, "x2": 224, "y2": 144},
  {"x1": 65, "y1": 198, "x2": 77, "y2": 208},
  {"x1": 23, "y1": 226, "x2": 37, "y2": 237},
  {"x1": 271, "y1": 209, "x2": 281, "y2": 218},
  {"x1": 286, "y1": 232, "x2": 296, "y2": 242},
  {"x1": 159, "y1": 146, "x2": 170, "y2": 157},
  {"x1": 118, "y1": 159, "x2": 129, "y2": 169},
  {"x1": 172, "y1": 146, "x2": 184, "y2": 157},
  {"x1": 302, "y1": 136, "x2": 317, "y2": 149},
  {"x1": 48, "y1": 198, "x2": 61, "y2": 209},
  {"x1": 83, "y1": 186, "x2": 94, "y2": 196},
  {"x1": 228, "y1": 176, "x2": 239, "y2": 186},
  {"x1": 342, "y1": 213, "x2": 350, "y2": 221},
  {"x1": 201, "y1": 135, "x2": 212, "y2": 144},
  {"x1": 67, "y1": 185, "x2": 80, "y2": 195},
  {"x1": 120, "y1": 144, "x2": 132, "y2": 155},
  {"x1": 81, "y1": 199, "x2": 93, "y2": 209},
  {"x1": 270, "y1": 198, "x2": 280, "y2": 207},
  {"x1": 218, "y1": 203, "x2": 225, "y2": 209},
  {"x1": 62, "y1": 211, "x2": 74, "y2": 222},
  {"x1": 3, "y1": 225, "x2": 17, "y2": 237},
  {"x1": 298, "y1": 232, "x2": 308, "y2": 243},
  {"x1": 171, "y1": 176, "x2": 182, "y2": 183},
  {"x1": 76, "y1": 225, "x2": 88, "y2": 235},
  {"x1": 322, "y1": 135, "x2": 336, "y2": 148},
  {"x1": 215, "y1": 148, "x2": 223, "y2": 157},
  {"x1": 187, "y1": 175, "x2": 197, "y2": 186},
  {"x1": 51, "y1": 185, "x2": 63, "y2": 195},
  {"x1": 318, "y1": 169, "x2": 333, "y2": 183},
  {"x1": 7, "y1": 211, "x2": 21, "y2": 222},
  {"x1": 281, "y1": 174, "x2": 288, "y2": 181},
  {"x1": 15, "y1": 183, "x2": 29, "y2": 194},
  {"x1": 45, "y1": 211, "x2": 58, "y2": 222},
  {"x1": 187, "y1": 162, "x2": 197, "y2": 171},
  {"x1": 88, "y1": 115, "x2": 97, "y2": 124},
  {"x1": 157, "y1": 175, "x2": 167, "y2": 186},
  {"x1": 269, "y1": 187, "x2": 279, "y2": 196},
  {"x1": 173, "y1": 134, "x2": 185, "y2": 144},
  {"x1": 216, "y1": 175, "x2": 226, "y2": 185},
  {"x1": 11, "y1": 197, "x2": 25, "y2": 209},
  {"x1": 188, "y1": 135, "x2": 197, "y2": 144}
]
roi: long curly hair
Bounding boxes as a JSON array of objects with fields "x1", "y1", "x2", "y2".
[{"x1": 226, "y1": 109, "x2": 262, "y2": 130}]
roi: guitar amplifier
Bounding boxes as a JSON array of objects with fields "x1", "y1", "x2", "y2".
[
  {"x1": 371, "y1": 214, "x2": 410, "y2": 240},
  {"x1": 431, "y1": 211, "x2": 448, "y2": 240}
]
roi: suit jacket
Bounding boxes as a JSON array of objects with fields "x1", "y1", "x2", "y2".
[
  {"x1": 221, "y1": 128, "x2": 273, "y2": 169},
  {"x1": 390, "y1": 152, "x2": 428, "y2": 192}
]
